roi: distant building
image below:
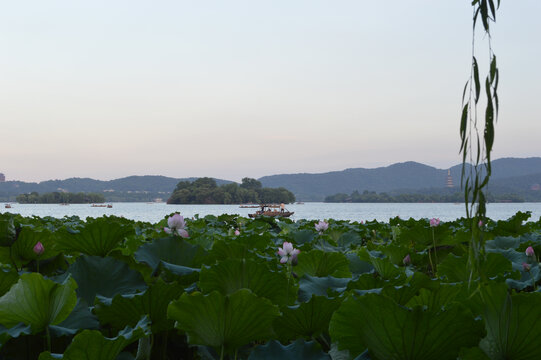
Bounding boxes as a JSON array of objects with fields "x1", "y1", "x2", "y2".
[
  {"x1": 445, "y1": 169, "x2": 454, "y2": 188},
  {"x1": 0, "y1": 173, "x2": 5, "y2": 182}
]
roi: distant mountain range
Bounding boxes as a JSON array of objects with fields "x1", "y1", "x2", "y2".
[
  {"x1": 1, "y1": 157, "x2": 540, "y2": 202},
  {"x1": 0, "y1": 176, "x2": 233, "y2": 202},
  {"x1": 258, "y1": 157, "x2": 541, "y2": 201}
]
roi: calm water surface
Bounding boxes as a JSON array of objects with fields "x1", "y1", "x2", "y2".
[{"x1": 2, "y1": 202, "x2": 541, "y2": 223}]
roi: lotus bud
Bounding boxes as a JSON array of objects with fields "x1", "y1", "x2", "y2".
[
  {"x1": 478, "y1": 220, "x2": 483, "y2": 227},
  {"x1": 234, "y1": 229, "x2": 240, "y2": 236},
  {"x1": 526, "y1": 246, "x2": 535, "y2": 258},
  {"x1": 523, "y1": 262, "x2": 531, "y2": 272},
  {"x1": 33, "y1": 242, "x2": 44, "y2": 256},
  {"x1": 403, "y1": 254, "x2": 411, "y2": 266}
]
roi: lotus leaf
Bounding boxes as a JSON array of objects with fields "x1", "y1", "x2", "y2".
[
  {"x1": 273, "y1": 295, "x2": 341, "y2": 342},
  {"x1": 0, "y1": 273, "x2": 77, "y2": 333},
  {"x1": 67, "y1": 255, "x2": 147, "y2": 304},
  {"x1": 55, "y1": 217, "x2": 134, "y2": 256},
  {"x1": 294, "y1": 250, "x2": 351, "y2": 278},
  {"x1": 94, "y1": 279, "x2": 184, "y2": 333},
  {"x1": 168, "y1": 289, "x2": 279, "y2": 355},
  {"x1": 199, "y1": 258, "x2": 294, "y2": 306},
  {"x1": 330, "y1": 293, "x2": 484, "y2": 359}
]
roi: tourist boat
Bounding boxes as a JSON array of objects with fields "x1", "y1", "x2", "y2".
[
  {"x1": 107, "y1": 204, "x2": 113, "y2": 208},
  {"x1": 248, "y1": 204, "x2": 294, "y2": 218},
  {"x1": 239, "y1": 204, "x2": 260, "y2": 208},
  {"x1": 4, "y1": 204, "x2": 11, "y2": 209},
  {"x1": 91, "y1": 204, "x2": 108, "y2": 208}
]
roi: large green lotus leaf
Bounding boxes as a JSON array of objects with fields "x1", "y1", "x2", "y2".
[
  {"x1": 479, "y1": 283, "x2": 541, "y2": 359},
  {"x1": 67, "y1": 255, "x2": 147, "y2": 305},
  {"x1": 55, "y1": 217, "x2": 134, "y2": 256},
  {"x1": 38, "y1": 316, "x2": 150, "y2": 360},
  {"x1": 273, "y1": 295, "x2": 342, "y2": 342},
  {"x1": 248, "y1": 339, "x2": 330, "y2": 360},
  {"x1": 294, "y1": 250, "x2": 351, "y2": 278},
  {"x1": 336, "y1": 231, "x2": 363, "y2": 250},
  {"x1": 168, "y1": 289, "x2": 280, "y2": 354},
  {"x1": 207, "y1": 240, "x2": 253, "y2": 262},
  {"x1": 0, "y1": 273, "x2": 77, "y2": 333},
  {"x1": 199, "y1": 259, "x2": 294, "y2": 306},
  {"x1": 9, "y1": 227, "x2": 58, "y2": 267},
  {"x1": 298, "y1": 275, "x2": 350, "y2": 302},
  {"x1": 329, "y1": 294, "x2": 485, "y2": 359},
  {"x1": 49, "y1": 299, "x2": 100, "y2": 337},
  {"x1": 0, "y1": 268, "x2": 18, "y2": 297},
  {"x1": 94, "y1": 279, "x2": 184, "y2": 333},
  {"x1": 134, "y1": 237, "x2": 206, "y2": 270},
  {"x1": 292, "y1": 229, "x2": 315, "y2": 245},
  {"x1": 0, "y1": 217, "x2": 16, "y2": 247}
]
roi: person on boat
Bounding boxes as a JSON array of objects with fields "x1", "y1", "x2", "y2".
[{"x1": 280, "y1": 203, "x2": 285, "y2": 213}]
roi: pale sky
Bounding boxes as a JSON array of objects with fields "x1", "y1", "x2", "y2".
[{"x1": 1, "y1": 1, "x2": 540, "y2": 183}]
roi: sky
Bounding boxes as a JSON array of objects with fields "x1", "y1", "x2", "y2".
[{"x1": 1, "y1": 1, "x2": 540, "y2": 183}]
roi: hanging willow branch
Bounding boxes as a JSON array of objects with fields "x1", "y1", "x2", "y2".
[{"x1": 460, "y1": 0, "x2": 500, "y2": 282}]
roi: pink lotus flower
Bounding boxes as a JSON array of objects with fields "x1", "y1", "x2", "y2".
[
  {"x1": 277, "y1": 241, "x2": 300, "y2": 264},
  {"x1": 429, "y1": 218, "x2": 440, "y2": 227},
  {"x1": 478, "y1": 220, "x2": 484, "y2": 227},
  {"x1": 234, "y1": 229, "x2": 240, "y2": 236},
  {"x1": 403, "y1": 254, "x2": 411, "y2": 266},
  {"x1": 315, "y1": 220, "x2": 329, "y2": 233},
  {"x1": 33, "y1": 242, "x2": 44, "y2": 256},
  {"x1": 526, "y1": 246, "x2": 535, "y2": 257},
  {"x1": 523, "y1": 262, "x2": 531, "y2": 272},
  {"x1": 164, "y1": 213, "x2": 189, "y2": 238}
]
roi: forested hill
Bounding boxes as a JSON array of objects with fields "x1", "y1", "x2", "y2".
[{"x1": 258, "y1": 157, "x2": 541, "y2": 201}]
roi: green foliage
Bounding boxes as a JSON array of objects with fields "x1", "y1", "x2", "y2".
[{"x1": 0, "y1": 212, "x2": 539, "y2": 358}]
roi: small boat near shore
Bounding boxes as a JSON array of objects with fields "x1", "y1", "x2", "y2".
[
  {"x1": 4, "y1": 204, "x2": 12, "y2": 209},
  {"x1": 91, "y1": 204, "x2": 113, "y2": 208},
  {"x1": 248, "y1": 204, "x2": 294, "y2": 218}
]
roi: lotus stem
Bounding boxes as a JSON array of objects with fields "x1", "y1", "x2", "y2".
[
  {"x1": 431, "y1": 228, "x2": 438, "y2": 276},
  {"x1": 46, "y1": 325, "x2": 51, "y2": 352}
]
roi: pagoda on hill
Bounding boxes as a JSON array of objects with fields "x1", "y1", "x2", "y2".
[{"x1": 445, "y1": 169, "x2": 454, "y2": 188}]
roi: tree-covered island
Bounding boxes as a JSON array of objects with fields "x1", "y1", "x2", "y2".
[
  {"x1": 167, "y1": 177, "x2": 295, "y2": 204},
  {"x1": 16, "y1": 192, "x2": 105, "y2": 204}
]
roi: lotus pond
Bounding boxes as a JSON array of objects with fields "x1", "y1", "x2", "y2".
[{"x1": 0, "y1": 211, "x2": 540, "y2": 359}]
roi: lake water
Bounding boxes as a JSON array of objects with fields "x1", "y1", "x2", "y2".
[{"x1": 2, "y1": 202, "x2": 541, "y2": 223}]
